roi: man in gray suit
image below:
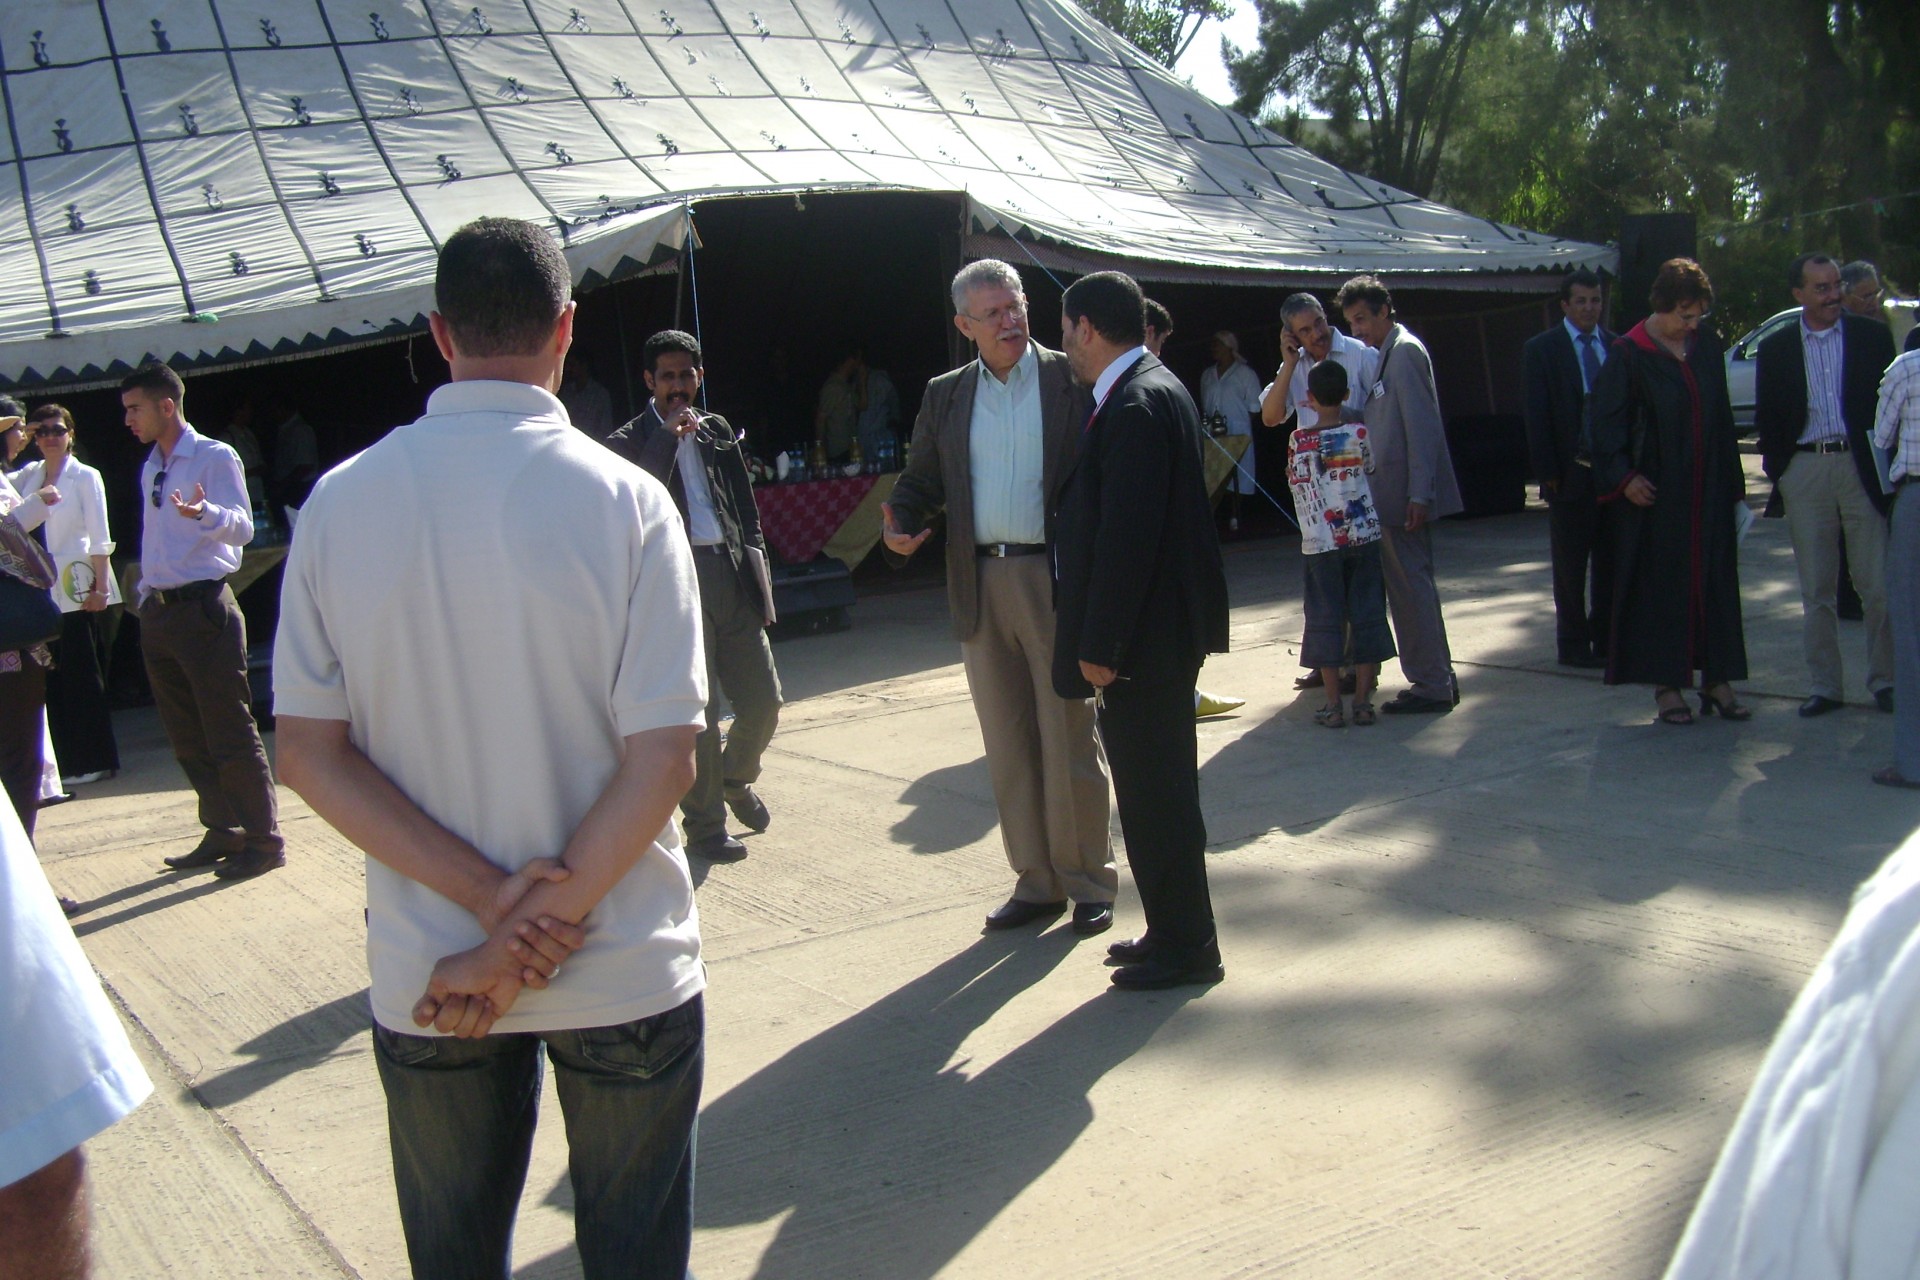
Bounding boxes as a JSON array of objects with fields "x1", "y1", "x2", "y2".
[
  {"x1": 882, "y1": 260, "x2": 1117, "y2": 936},
  {"x1": 1336, "y1": 275, "x2": 1465, "y2": 713}
]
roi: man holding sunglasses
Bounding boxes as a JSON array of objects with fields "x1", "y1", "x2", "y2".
[{"x1": 121, "y1": 363, "x2": 283, "y2": 879}]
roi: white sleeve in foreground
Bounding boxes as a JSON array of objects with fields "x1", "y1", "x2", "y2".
[{"x1": 0, "y1": 802, "x2": 153, "y2": 1187}]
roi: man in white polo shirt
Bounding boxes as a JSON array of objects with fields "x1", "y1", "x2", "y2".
[{"x1": 274, "y1": 217, "x2": 707, "y2": 1278}]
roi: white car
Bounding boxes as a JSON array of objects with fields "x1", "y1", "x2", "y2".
[{"x1": 1723, "y1": 307, "x2": 1800, "y2": 432}]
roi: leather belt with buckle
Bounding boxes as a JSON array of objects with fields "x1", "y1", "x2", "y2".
[
  {"x1": 147, "y1": 579, "x2": 225, "y2": 605},
  {"x1": 976, "y1": 543, "x2": 1046, "y2": 558},
  {"x1": 690, "y1": 543, "x2": 730, "y2": 555},
  {"x1": 1797, "y1": 439, "x2": 1850, "y2": 454}
]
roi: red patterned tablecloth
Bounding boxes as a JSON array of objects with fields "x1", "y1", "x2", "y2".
[{"x1": 754, "y1": 475, "x2": 881, "y2": 563}]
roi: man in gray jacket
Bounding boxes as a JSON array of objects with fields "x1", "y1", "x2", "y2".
[
  {"x1": 1336, "y1": 276, "x2": 1464, "y2": 713},
  {"x1": 882, "y1": 260, "x2": 1117, "y2": 936}
]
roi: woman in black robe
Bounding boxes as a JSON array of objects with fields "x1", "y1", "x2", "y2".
[{"x1": 1589, "y1": 258, "x2": 1751, "y2": 724}]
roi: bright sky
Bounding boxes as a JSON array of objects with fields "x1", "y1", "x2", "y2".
[{"x1": 1170, "y1": 2, "x2": 1265, "y2": 107}]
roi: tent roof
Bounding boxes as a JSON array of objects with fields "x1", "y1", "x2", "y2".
[{"x1": 0, "y1": 0, "x2": 1613, "y2": 391}]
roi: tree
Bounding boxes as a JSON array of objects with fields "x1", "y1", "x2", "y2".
[
  {"x1": 1079, "y1": 0, "x2": 1231, "y2": 67},
  {"x1": 1224, "y1": 0, "x2": 1512, "y2": 198}
]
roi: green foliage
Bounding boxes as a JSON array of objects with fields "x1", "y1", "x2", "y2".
[
  {"x1": 1197, "y1": 0, "x2": 1920, "y2": 337},
  {"x1": 1226, "y1": 0, "x2": 1510, "y2": 197},
  {"x1": 1080, "y1": 0, "x2": 1231, "y2": 67}
]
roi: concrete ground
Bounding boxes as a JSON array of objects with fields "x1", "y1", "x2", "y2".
[{"x1": 35, "y1": 473, "x2": 1920, "y2": 1279}]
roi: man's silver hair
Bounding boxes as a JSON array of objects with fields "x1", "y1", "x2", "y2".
[
  {"x1": 951, "y1": 259, "x2": 1024, "y2": 314},
  {"x1": 1841, "y1": 260, "x2": 1881, "y2": 291},
  {"x1": 1278, "y1": 292, "x2": 1326, "y2": 325}
]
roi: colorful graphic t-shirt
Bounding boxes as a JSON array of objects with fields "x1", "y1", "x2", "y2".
[{"x1": 1287, "y1": 422, "x2": 1380, "y2": 555}]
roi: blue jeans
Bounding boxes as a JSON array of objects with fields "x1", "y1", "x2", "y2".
[{"x1": 373, "y1": 994, "x2": 703, "y2": 1280}]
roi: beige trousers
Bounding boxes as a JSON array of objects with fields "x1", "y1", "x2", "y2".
[
  {"x1": 961, "y1": 556, "x2": 1117, "y2": 904},
  {"x1": 1780, "y1": 450, "x2": 1892, "y2": 699}
]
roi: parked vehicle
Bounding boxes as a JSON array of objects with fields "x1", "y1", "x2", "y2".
[{"x1": 1724, "y1": 308, "x2": 1800, "y2": 433}]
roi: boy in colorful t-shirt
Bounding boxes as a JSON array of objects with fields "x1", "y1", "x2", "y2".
[{"x1": 1287, "y1": 361, "x2": 1396, "y2": 726}]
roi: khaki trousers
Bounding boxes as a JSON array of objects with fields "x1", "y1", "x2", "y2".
[
  {"x1": 1779, "y1": 450, "x2": 1892, "y2": 699},
  {"x1": 961, "y1": 556, "x2": 1116, "y2": 904}
]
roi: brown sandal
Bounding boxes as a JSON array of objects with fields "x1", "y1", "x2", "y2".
[
  {"x1": 1314, "y1": 704, "x2": 1345, "y2": 728},
  {"x1": 1654, "y1": 688, "x2": 1694, "y2": 725},
  {"x1": 1351, "y1": 701, "x2": 1376, "y2": 726}
]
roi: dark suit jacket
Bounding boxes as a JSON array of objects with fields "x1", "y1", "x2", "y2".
[
  {"x1": 1756, "y1": 312, "x2": 1897, "y2": 516},
  {"x1": 1522, "y1": 321, "x2": 1615, "y2": 497},
  {"x1": 604, "y1": 403, "x2": 772, "y2": 616},
  {"x1": 1051, "y1": 353, "x2": 1228, "y2": 699},
  {"x1": 885, "y1": 344, "x2": 1088, "y2": 642}
]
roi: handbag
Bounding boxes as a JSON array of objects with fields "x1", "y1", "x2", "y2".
[
  {"x1": 0, "y1": 573, "x2": 61, "y2": 652},
  {"x1": 0, "y1": 511, "x2": 61, "y2": 652}
]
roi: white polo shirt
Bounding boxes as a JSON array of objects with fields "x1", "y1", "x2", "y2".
[
  {"x1": 0, "y1": 799, "x2": 153, "y2": 1186},
  {"x1": 274, "y1": 380, "x2": 708, "y2": 1036}
]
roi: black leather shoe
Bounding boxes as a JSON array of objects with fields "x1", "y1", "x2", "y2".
[
  {"x1": 1106, "y1": 935, "x2": 1156, "y2": 964},
  {"x1": 164, "y1": 837, "x2": 240, "y2": 870},
  {"x1": 1071, "y1": 902, "x2": 1114, "y2": 935},
  {"x1": 984, "y1": 898, "x2": 1066, "y2": 930},
  {"x1": 1799, "y1": 694, "x2": 1844, "y2": 718},
  {"x1": 1110, "y1": 954, "x2": 1225, "y2": 990},
  {"x1": 1876, "y1": 688, "x2": 1895, "y2": 714},
  {"x1": 726, "y1": 784, "x2": 770, "y2": 833},
  {"x1": 215, "y1": 849, "x2": 286, "y2": 880},
  {"x1": 1558, "y1": 649, "x2": 1606, "y2": 669},
  {"x1": 1381, "y1": 692, "x2": 1453, "y2": 715},
  {"x1": 689, "y1": 833, "x2": 748, "y2": 862}
]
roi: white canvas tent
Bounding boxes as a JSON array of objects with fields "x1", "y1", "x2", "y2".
[{"x1": 0, "y1": 0, "x2": 1612, "y2": 391}]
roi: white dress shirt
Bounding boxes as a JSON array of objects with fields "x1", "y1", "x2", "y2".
[
  {"x1": 1091, "y1": 346, "x2": 1148, "y2": 411},
  {"x1": 10, "y1": 456, "x2": 118, "y2": 610}
]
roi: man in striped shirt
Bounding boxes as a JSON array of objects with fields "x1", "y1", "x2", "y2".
[
  {"x1": 1756, "y1": 253, "x2": 1899, "y2": 717},
  {"x1": 1872, "y1": 348, "x2": 1920, "y2": 787}
]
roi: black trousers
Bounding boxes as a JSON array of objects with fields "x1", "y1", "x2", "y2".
[
  {"x1": 142, "y1": 585, "x2": 280, "y2": 853},
  {"x1": 1096, "y1": 664, "x2": 1217, "y2": 957},
  {"x1": 0, "y1": 659, "x2": 47, "y2": 841},
  {"x1": 47, "y1": 610, "x2": 120, "y2": 777},
  {"x1": 1549, "y1": 496, "x2": 1612, "y2": 657}
]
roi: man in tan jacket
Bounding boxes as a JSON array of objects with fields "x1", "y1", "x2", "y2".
[{"x1": 883, "y1": 260, "x2": 1117, "y2": 936}]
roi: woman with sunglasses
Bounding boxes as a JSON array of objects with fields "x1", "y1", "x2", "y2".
[
  {"x1": 1589, "y1": 258, "x2": 1752, "y2": 725},
  {"x1": 11, "y1": 405, "x2": 119, "y2": 783}
]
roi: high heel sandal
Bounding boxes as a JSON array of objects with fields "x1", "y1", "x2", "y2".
[
  {"x1": 1654, "y1": 687, "x2": 1694, "y2": 725},
  {"x1": 1698, "y1": 685, "x2": 1752, "y2": 721}
]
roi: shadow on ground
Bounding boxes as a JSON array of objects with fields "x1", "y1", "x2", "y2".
[{"x1": 518, "y1": 934, "x2": 1201, "y2": 1279}]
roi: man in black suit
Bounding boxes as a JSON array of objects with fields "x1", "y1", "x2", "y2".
[
  {"x1": 1053, "y1": 271, "x2": 1230, "y2": 990},
  {"x1": 1523, "y1": 268, "x2": 1615, "y2": 668},
  {"x1": 1757, "y1": 253, "x2": 1899, "y2": 717},
  {"x1": 606, "y1": 329, "x2": 782, "y2": 860}
]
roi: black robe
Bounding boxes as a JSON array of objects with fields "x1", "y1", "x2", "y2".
[{"x1": 1588, "y1": 321, "x2": 1748, "y2": 688}]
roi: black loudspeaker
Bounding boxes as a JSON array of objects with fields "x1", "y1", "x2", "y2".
[{"x1": 1616, "y1": 215, "x2": 1698, "y2": 326}]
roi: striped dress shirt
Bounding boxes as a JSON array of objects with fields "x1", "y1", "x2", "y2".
[{"x1": 1798, "y1": 320, "x2": 1847, "y2": 444}]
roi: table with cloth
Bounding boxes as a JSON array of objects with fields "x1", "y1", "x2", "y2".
[
  {"x1": 754, "y1": 473, "x2": 898, "y2": 569},
  {"x1": 1201, "y1": 433, "x2": 1251, "y2": 502}
]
